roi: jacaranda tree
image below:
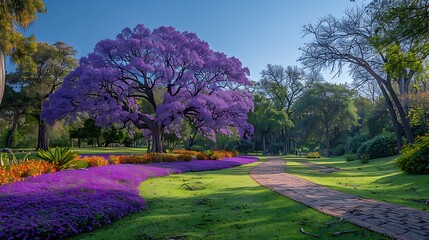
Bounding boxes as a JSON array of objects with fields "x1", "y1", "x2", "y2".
[{"x1": 43, "y1": 25, "x2": 254, "y2": 152}]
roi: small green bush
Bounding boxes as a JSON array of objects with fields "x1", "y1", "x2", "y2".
[
  {"x1": 332, "y1": 144, "x2": 346, "y2": 156},
  {"x1": 365, "y1": 133, "x2": 397, "y2": 159},
  {"x1": 396, "y1": 135, "x2": 429, "y2": 174},
  {"x1": 344, "y1": 154, "x2": 358, "y2": 162},
  {"x1": 307, "y1": 152, "x2": 320, "y2": 158},
  {"x1": 357, "y1": 133, "x2": 397, "y2": 160},
  {"x1": 347, "y1": 135, "x2": 368, "y2": 154},
  {"x1": 356, "y1": 140, "x2": 370, "y2": 159},
  {"x1": 190, "y1": 145, "x2": 204, "y2": 152}
]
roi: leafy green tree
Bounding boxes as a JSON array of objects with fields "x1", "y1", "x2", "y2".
[
  {"x1": 295, "y1": 83, "x2": 357, "y2": 156},
  {"x1": 0, "y1": 0, "x2": 46, "y2": 105},
  {"x1": 249, "y1": 95, "x2": 293, "y2": 155},
  {"x1": 258, "y1": 64, "x2": 318, "y2": 153},
  {"x1": 14, "y1": 41, "x2": 77, "y2": 150},
  {"x1": 69, "y1": 119, "x2": 102, "y2": 147},
  {"x1": 0, "y1": 83, "x2": 30, "y2": 147},
  {"x1": 102, "y1": 126, "x2": 125, "y2": 147}
]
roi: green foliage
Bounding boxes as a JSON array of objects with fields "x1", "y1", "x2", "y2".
[
  {"x1": 307, "y1": 152, "x2": 320, "y2": 158},
  {"x1": 295, "y1": 83, "x2": 358, "y2": 155},
  {"x1": 68, "y1": 160, "x2": 89, "y2": 169},
  {"x1": 37, "y1": 147, "x2": 77, "y2": 169},
  {"x1": 0, "y1": 152, "x2": 18, "y2": 167},
  {"x1": 396, "y1": 135, "x2": 429, "y2": 174},
  {"x1": 70, "y1": 118, "x2": 101, "y2": 143},
  {"x1": 366, "y1": 133, "x2": 397, "y2": 160},
  {"x1": 344, "y1": 154, "x2": 358, "y2": 162},
  {"x1": 190, "y1": 145, "x2": 204, "y2": 152},
  {"x1": 233, "y1": 139, "x2": 254, "y2": 155},
  {"x1": 269, "y1": 142, "x2": 284, "y2": 155},
  {"x1": 346, "y1": 135, "x2": 368, "y2": 154},
  {"x1": 332, "y1": 144, "x2": 346, "y2": 156}
]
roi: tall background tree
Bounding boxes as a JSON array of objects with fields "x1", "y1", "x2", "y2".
[
  {"x1": 295, "y1": 83, "x2": 357, "y2": 156},
  {"x1": 14, "y1": 41, "x2": 77, "y2": 150},
  {"x1": 0, "y1": 0, "x2": 45, "y2": 105}
]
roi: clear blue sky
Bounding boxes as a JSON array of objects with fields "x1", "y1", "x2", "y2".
[{"x1": 9, "y1": 0, "x2": 364, "y2": 82}]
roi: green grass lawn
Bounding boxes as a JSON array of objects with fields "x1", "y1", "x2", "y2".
[
  {"x1": 284, "y1": 156, "x2": 429, "y2": 212},
  {"x1": 76, "y1": 162, "x2": 388, "y2": 240},
  {"x1": 6, "y1": 147, "x2": 147, "y2": 160},
  {"x1": 71, "y1": 147, "x2": 147, "y2": 155}
]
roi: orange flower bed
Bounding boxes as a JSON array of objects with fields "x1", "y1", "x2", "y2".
[
  {"x1": 110, "y1": 153, "x2": 195, "y2": 164},
  {"x1": 172, "y1": 149, "x2": 199, "y2": 156},
  {"x1": 81, "y1": 156, "x2": 109, "y2": 167},
  {"x1": 0, "y1": 160, "x2": 56, "y2": 185}
]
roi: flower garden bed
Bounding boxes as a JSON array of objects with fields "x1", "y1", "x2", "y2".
[{"x1": 0, "y1": 156, "x2": 257, "y2": 239}]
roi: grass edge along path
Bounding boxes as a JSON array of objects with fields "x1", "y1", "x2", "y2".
[
  {"x1": 250, "y1": 159, "x2": 429, "y2": 240},
  {"x1": 284, "y1": 156, "x2": 429, "y2": 212},
  {"x1": 76, "y1": 162, "x2": 388, "y2": 240},
  {"x1": 0, "y1": 157, "x2": 256, "y2": 239}
]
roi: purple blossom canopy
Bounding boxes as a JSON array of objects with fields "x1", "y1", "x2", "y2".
[{"x1": 43, "y1": 25, "x2": 254, "y2": 142}]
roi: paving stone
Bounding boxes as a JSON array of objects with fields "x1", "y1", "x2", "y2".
[{"x1": 250, "y1": 159, "x2": 429, "y2": 240}]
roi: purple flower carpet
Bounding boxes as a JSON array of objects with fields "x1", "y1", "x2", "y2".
[{"x1": 0, "y1": 156, "x2": 257, "y2": 239}]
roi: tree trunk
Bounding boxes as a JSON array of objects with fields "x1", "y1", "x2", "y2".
[
  {"x1": 262, "y1": 134, "x2": 266, "y2": 155},
  {"x1": 377, "y1": 82, "x2": 403, "y2": 151},
  {"x1": 6, "y1": 111, "x2": 19, "y2": 148},
  {"x1": 37, "y1": 118, "x2": 49, "y2": 150},
  {"x1": 325, "y1": 125, "x2": 330, "y2": 157},
  {"x1": 151, "y1": 124, "x2": 164, "y2": 153},
  {"x1": 385, "y1": 81, "x2": 414, "y2": 144},
  {"x1": 0, "y1": 52, "x2": 5, "y2": 106}
]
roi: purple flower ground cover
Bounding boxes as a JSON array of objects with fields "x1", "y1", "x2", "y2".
[{"x1": 0, "y1": 157, "x2": 257, "y2": 239}]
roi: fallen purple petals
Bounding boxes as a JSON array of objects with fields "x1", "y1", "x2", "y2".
[{"x1": 0, "y1": 157, "x2": 256, "y2": 239}]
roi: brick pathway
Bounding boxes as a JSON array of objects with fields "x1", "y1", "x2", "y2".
[{"x1": 250, "y1": 159, "x2": 429, "y2": 240}]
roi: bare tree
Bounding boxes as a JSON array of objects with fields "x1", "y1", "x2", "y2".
[{"x1": 299, "y1": 6, "x2": 418, "y2": 148}]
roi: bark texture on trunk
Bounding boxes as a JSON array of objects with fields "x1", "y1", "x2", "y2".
[
  {"x1": 37, "y1": 118, "x2": 49, "y2": 150},
  {"x1": 6, "y1": 111, "x2": 19, "y2": 148},
  {"x1": 378, "y1": 82, "x2": 403, "y2": 151},
  {"x1": 151, "y1": 124, "x2": 164, "y2": 153},
  {"x1": 385, "y1": 82, "x2": 414, "y2": 144}
]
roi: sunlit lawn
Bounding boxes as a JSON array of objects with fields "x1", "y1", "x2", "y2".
[
  {"x1": 284, "y1": 155, "x2": 429, "y2": 212},
  {"x1": 8, "y1": 147, "x2": 148, "y2": 159},
  {"x1": 76, "y1": 162, "x2": 388, "y2": 240}
]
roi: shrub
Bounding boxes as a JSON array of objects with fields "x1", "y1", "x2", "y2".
[
  {"x1": 356, "y1": 140, "x2": 371, "y2": 159},
  {"x1": 232, "y1": 150, "x2": 239, "y2": 156},
  {"x1": 190, "y1": 145, "x2": 204, "y2": 152},
  {"x1": 332, "y1": 144, "x2": 346, "y2": 156},
  {"x1": 346, "y1": 135, "x2": 368, "y2": 154},
  {"x1": 196, "y1": 152, "x2": 208, "y2": 160},
  {"x1": 307, "y1": 152, "x2": 320, "y2": 158},
  {"x1": 365, "y1": 133, "x2": 397, "y2": 159},
  {"x1": 0, "y1": 160, "x2": 56, "y2": 185},
  {"x1": 396, "y1": 135, "x2": 429, "y2": 174},
  {"x1": 37, "y1": 147, "x2": 77, "y2": 170},
  {"x1": 177, "y1": 154, "x2": 192, "y2": 162},
  {"x1": 344, "y1": 154, "x2": 358, "y2": 162},
  {"x1": 81, "y1": 156, "x2": 109, "y2": 167},
  {"x1": 172, "y1": 149, "x2": 199, "y2": 156}
]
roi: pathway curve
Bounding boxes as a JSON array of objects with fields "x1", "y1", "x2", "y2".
[{"x1": 250, "y1": 159, "x2": 429, "y2": 240}]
